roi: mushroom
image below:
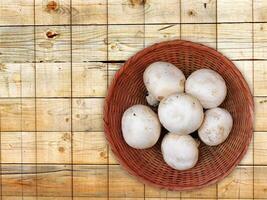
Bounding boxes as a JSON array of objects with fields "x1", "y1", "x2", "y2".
[
  {"x1": 158, "y1": 93, "x2": 204, "y2": 134},
  {"x1": 121, "y1": 104, "x2": 161, "y2": 149},
  {"x1": 161, "y1": 133, "x2": 199, "y2": 170},
  {"x1": 198, "y1": 107, "x2": 233, "y2": 146},
  {"x1": 185, "y1": 69, "x2": 227, "y2": 109},
  {"x1": 144, "y1": 61, "x2": 185, "y2": 106}
]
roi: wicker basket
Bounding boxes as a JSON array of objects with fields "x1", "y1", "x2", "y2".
[{"x1": 104, "y1": 40, "x2": 253, "y2": 191}]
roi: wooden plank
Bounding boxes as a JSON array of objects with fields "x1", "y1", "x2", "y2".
[
  {"x1": 254, "y1": 23, "x2": 267, "y2": 59},
  {"x1": 181, "y1": 24, "x2": 216, "y2": 49},
  {"x1": 181, "y1": 0, "x2": 216, "y2": 23},
  {"x1": 72, "y1": 98, "x2": 104, "y2": 132},
  {"x1": 254, "y1": 61, "x2": 267, "y2": 96},
  {"x1": 108, "y1": 25, "x2": 144, "y2": 61},
  {"x1": 73, "y1": 165, "x2": 107, "y2": 197},
  {"x1": 2, "y1": 164, "x2": 36, "y2": 196},
  {"x1": 2, "y1": 198, "x2": 72, "y2": 200},
  {"x1": 108, "y1": 0, "x2": 144, "y2": 24},
  {"x1": 218, "y1": 166, "x2": 253, "y2": 199},
  {"x1": 109, "y1": 165, "x2": 144, "y2": 198},
  {"x1": 0, "y1": 99, "x2": 35, "y2": 132},
  {"x1": 254, "y1": 132, "x2": 267, "y2": 165},
  {"x1": 0, "y1": 27, "x2": 34, "y2": 63},
  {"x1": 35, "y1": 0, "x2": 71, "y2": 25},
  {"x1": 232, "y1": 61, "x2": 253, "y2": 94},
  {"x1": 239, "y1": 134, "x2": 253, "y2": 165},
  {"x1": 144, "y1": 0, "x2": 180, "y2": 23},
  {"x1": 36, "y1": 63, "x2": 71, "y2": 97},
  {"x1": 73, "y1": 132, "x2": 108, "y2": 164},
  {"x1": 72, "y1": 63, "x2": 107, "y2": 97},
  {"x1": 0, "y1": 0, "x2": 34, "y2": 25},
  {"x1": 37, "y1": 165, "x2": 72, "y2": 197},
  {"x1": 217, "y1": 23, "x2": 252, "y2": 60},
  {"x1": 145, "y1": 24, "x2": 180, "y2": 47},
  {"x1": 145, "y1": 184, "x2": 180, "y2": 198},
  {"x1": 37, "y1": 132, "x2": 71, "y2": 164},
  {"x1": 109, "y1": 147, "x2": 119, "y2": 164},
  {"x1": 0, "y1": 63, "x2": 35, "y2": 97},
  {"x1": 217, "y1": 0, "x2": 252, "y2": 22},
  {"x1": 181, "y1": 184, "x2": 216, "y2": 198},
  {"x1": 254, "y1": 0, "x2": 267, "y2": 22},
  {"x1": 1, "y1": 132, "x2": 36, "y2": 163},
  {"x1": 72, "y1": 0, "x2": 107, "y2": 24},
  {"x1": 72, "y1": 26, "x2": 107, "y2": 62},
  {"x1": 254, "y1": 97, "x2": 267, "y2": 131},
  {"x1": 36, "y1": 26, "x2": 71, "y2": 63},
  {"x1": 254, "y1": 166, "x2": 267, "y2": 198},
  {"x1": 36, "y1": 98, "x2": 71, "y2": 131}
]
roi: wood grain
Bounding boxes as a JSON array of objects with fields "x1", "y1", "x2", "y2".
[
  {"x1": 254, "y1": 61, "x2": 267, "y2": 96},
  {"x1": 254, "y1": 23, "x2": 267, "y2": 59},
  {"x1": 254, "y1": 0, "x2": 267, "y2": 22},
  {"x1": 181, "y1": 24, "x2": 216, "y2": 49},
  {"x1": 145, "y1": 24, "x2": 180, "y2": 47},
  {"x1": 217, "y1": 0, "x2": 252, "y2": 22},
  {"x1": 0, "y1": 0, "x2": 34, "y2": 25},
  {"x1": 35, "y1": 0, "x2": 71, "y2": 25},
  {"x1": 36, "y1": 63, "x2": 71, "y2": 97},
  {"x1": 0, "y1": 63, "x2": 35, "y2": 97},
  {"x1": 73, "y1": 132, "x2": 108, "y2": 164},
  {"x1": 254, "y1": 132, "x2": 267, "y2": 165},
  {"x1": 108, "y1": 25, "x2": 144, "y2": 60},
  {"x1": 254, "y1": 166, "x2": 267, "y2": 198},
  {"x1": 73, "y1": 165, "x2": 108, "y2": 197},
  {"x1": 108, "y1": 0, "x2": 144, "y2": 24},
  {"x1": 72, "y1": 98, "x2": 104, "y2": 132},
  {"x1": 217, "y1": 166, "x2": 253, "y2": 199},
  {"x1": 37, "y1": 132, "x2": 71, "y2": 163},
  {"x1": 36, "y1": 26, "x2": 71, "y2": 63},
  {"x1": 181, "y1": 184, "x2": 216, "y2": 198},
  {"x1": 0, "y1": 99, "x2": 35, "y2": 132},
  {"x1": 145, "y1": 0, "x2": 180, "y2": 23},
  {"x1": 72, "y1": 0, "x2": 107, "y2": 24},
  {"x1": 36, "y1": 98, "x2": 71, "y2": 131},
  {"x1": 181, "y1": 0, "x2": 216, "y2": 23},
  {"x1": 254, "y1": 97, "x2": 267, "y2": 131},
  {"x1": 72, "y1": 63, "x2": 107, "y2": 97},
  {"x1": 0, "y1": 27, "x2": 34, "y2": 63},
  {"x1": 217, "y1": 23, "x2": 252, "y2": 60},
  {"x1": 72, "y1": 26, "x2": 107, "y2": 62},
  {"x1": 109, "y1": 165, "x2": 144, "y2": 198}
]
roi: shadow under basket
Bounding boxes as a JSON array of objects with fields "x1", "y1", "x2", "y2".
[{"x1": 104, "y1": 40, "x2": 254, "y2": 191}]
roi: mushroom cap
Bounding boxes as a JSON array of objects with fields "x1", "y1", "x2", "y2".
[
  {"x1": 158, "y1": 93, "x2": 204, "y2": 134},
  {"x1": 185, "y1": 69, "x2": 227, "y2": 109},
  {"x1": 198, "y1": 107, "x2": 233, "y2": 146},
  {"x1": 121, "y1": 104, "x2": 161, "y2": 149},
  {"x1": 144, "y1": 61, "x2": 185, "y2": 101},
  {"x1": 161, "y1": 133, "x2": 199, "y2": 170}
]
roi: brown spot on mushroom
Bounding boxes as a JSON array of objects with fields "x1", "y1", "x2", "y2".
[
  {"x1": 46, "y1": 1, "x2": 59, "y2": 12},
  {"x1": 46, "y1": 31, "x2": 60, "y2": 39},
  {"x1": 179, "y1": 79, "x2": 185, "y2": 87},
  {"x1": 58, "y1": 147, "x2": 65, "y2": 153}
]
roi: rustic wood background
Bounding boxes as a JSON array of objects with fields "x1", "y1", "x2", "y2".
[{"x1": 0, "y1": 0, "x2": 266, "y2": 199}]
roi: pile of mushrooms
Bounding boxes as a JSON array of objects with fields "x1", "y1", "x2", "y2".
[{"x1": 121, "y1": 61, "x2": 233, "y2": 170}]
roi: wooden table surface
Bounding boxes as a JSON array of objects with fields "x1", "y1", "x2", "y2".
[{"x1": 0, "y1": 0, "x2": 266, "y2": 199}]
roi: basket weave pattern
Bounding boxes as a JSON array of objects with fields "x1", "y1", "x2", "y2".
[{"x1": 104, "y1": 40, "x2": 253, "y2": 190}]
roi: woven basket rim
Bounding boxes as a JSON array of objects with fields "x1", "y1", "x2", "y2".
[{"x1": 104, "y1": 39, "x2": 254, "y2": 191}]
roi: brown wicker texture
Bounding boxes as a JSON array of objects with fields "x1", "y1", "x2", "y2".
[{"x1": 104, "y1": 40, "x2": 254, "y2": 191}]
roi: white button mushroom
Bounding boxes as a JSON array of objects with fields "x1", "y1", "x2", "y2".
[
  {"x1": 158, "y1": 93, "x2": 204, "y2": 134},
  {"x1": 143, "y1": 61, "x2": 185, "y2": 106},
  {"x1": 161, "y1": 133, "x2": 199, "y2": 170},
  {"x1": 198, "y1": 107, "x2": 233, "y2": 146},
  {"x1": 121, "y1": 104, "x2": 161, "y2": 149},
  {"x1": 185, "y1": 69, "x2": 227, "y2": 109}
]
